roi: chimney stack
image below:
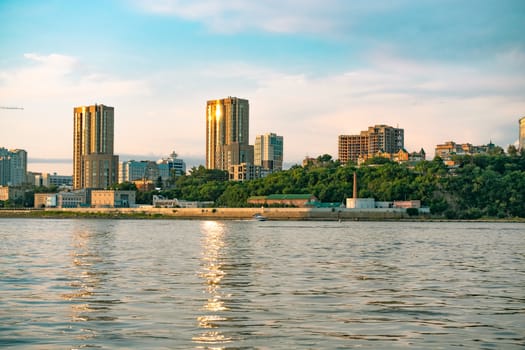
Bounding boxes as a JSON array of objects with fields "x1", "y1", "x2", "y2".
[{"x1": 353, "y1": 171, "x2": 357, "y2": 199}]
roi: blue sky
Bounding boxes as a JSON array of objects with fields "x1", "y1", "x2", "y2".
[{"x1": 1, "y1": 0, "x2": 524, "y2": 174}]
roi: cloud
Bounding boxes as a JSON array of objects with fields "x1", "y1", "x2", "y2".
[
  {"x1": 0, "y1": 53, "x2": 151, "y2": 160},
  {"x1": 3, "y1": 49, "x2": 523, "y2": 170},
  {"x1": 132, "y1": 0, "x2": 352, "y2": 34},
  {"x1": 243, "y1": 51, "x2": 525, "y2": 160},
  {"x1": 114, "y1": 49, "x2": 525, "y2": 162},
  {"x1": 0, "y1": 53, "x2": 150, "y2": 102}
]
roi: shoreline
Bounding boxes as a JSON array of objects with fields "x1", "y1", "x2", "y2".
[{"x1": 0, "y1": 207, "x2": 523, "y2": 222}]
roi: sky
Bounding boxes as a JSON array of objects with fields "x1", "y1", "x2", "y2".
[{"x1": 1, "y1": 0, "x2": 524, "y2": 175}]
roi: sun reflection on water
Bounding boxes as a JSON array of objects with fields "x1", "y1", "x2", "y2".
[{"x1": 193, "y1": 221, "x2": 232, "y2": 346}]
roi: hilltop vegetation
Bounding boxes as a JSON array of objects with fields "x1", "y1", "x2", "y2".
[
  {"x1": 146, "y1": 152, "x2": 525, "y2": 219},
  {"x1": 9, "y1": 152, "x2": 521, "y2": 220}
]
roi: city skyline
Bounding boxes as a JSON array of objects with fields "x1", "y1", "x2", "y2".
[{"x1": 1, "y1": 1, "x2": 524, "y2": 175}]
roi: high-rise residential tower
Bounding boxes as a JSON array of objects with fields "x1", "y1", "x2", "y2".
[
  {"x1": 254, "y1": 133, "x2": 284, "y2": 171},
  {"x1": 73, "y1": 104, "x2": 118, "y2": 189},
  {"x1": 339, "y1": 124, "x2": 404, "y2": 164},
  {"x1": 519, "y1": 117, "x2": 525, "y2": 150},
  {"x1": 206, "y1": 97, "x2": 253, "y2": 171},
  {"x1": 0, "y1": 147, "x2": 27, "y2": 186}
]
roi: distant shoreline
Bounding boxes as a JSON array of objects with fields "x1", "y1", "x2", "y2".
[{"x1": 0, "y1": 208, "x2": 523, "y2": 222}]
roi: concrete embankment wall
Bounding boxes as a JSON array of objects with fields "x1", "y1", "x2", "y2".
[{"x1": 50, "y1": 207, "x2": 410, "y2": 220}]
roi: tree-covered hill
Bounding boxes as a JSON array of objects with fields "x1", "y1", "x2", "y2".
[{"x1": 136, "y1": 152, "x2": 525, "y2": 219}]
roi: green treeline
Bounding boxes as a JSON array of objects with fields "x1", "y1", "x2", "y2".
[{"x1": 140, "y1": 152, "x2": 525, "y2": 219}]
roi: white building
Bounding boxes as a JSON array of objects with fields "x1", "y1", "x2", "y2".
[
  {"x1": 119, "y1": 160, "x2": 159, "y2": 183},
  {"x1": 346, "y1": 198, "x2": 375, "y2": 209},
  {"x1": 158, "y1": 151, "x2": 186, "y2": 177}
]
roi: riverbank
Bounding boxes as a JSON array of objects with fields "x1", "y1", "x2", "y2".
[{"x1": 1, "y1": 207, "x2": 524, "y2": 222}]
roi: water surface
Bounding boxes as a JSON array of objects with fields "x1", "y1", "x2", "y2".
[{"x1": 1, "y1": 219, "x2": 524, "y2": 349}]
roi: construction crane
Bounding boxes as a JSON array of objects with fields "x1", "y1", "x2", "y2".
[{"x1": 0, "y1": 106, "x2": 24, "y2": 110}]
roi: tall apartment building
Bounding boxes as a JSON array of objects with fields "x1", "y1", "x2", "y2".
[
  {"x1": 254, "y1": 133, "x2": 284, "y2": 171},
  {"x1": 519, "y1": 117, "x2": 525, "y2": 150},
  {"x1": 73, "y1": 104, "x2": 119, "y2": 189},
  {"x1": 0, "y1": 147, "x2": 27, "y2": 186},
  {"x1": 206, "y1": 97, "x2": 253, "y2": 171},
  {"x1": 338, "y1": 125, "x2": 404, "y2": 163}
]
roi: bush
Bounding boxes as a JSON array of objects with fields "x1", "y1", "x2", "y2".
[{"x1": 406, "y1": 208, "x2": 419, "y2": 216}]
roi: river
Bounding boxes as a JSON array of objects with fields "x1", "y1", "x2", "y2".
[{"x1": 0, "y1": 219, "x2": 523, "y2": 349}]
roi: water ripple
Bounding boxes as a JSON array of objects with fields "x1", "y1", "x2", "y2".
[{"x1": 0, "y1": 219, "x2": 524, "y2": 349}]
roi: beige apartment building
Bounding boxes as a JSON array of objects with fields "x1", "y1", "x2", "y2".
[
  {"x1": 73, "y1": 104, "x2": 119, "y2": 189},
  {"x1": 339, "y1": 125, "x2": 404, "y2": 163},
  {"x1": 91, "y1": 190, "x2": 135, "y2": 208}
]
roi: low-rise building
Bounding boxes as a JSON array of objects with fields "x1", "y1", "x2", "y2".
[
  {"x1": 435, "y1": 141, "x2": 496, "y2": 165},
  {"x1": 393, "y1": 200, "x2": 421, "y2": 209},
  {"x1": 58, "y1": 189, "x2": 91, "y2": 208},
  {"x1": 229, "y1": 163, "x2": 262, "y2": 181},
  {"x1": 357, "y1": 148, "x2": 426, "y2": 165},
  {"x1": 91, "y1": 190, "x2": 136, "y2": 208},
  {"x1": 152, "y1": 195, "x2": 214, "y2": 208},
  {"x1": 248, "y1": 194, "x2": 318, "y2": 207},
  {"x1": 153, "y1": 195, "x2": 179, "y2": 208},
  {"x1": 346, "y1": 198, "x2": 376, "y2": 209},
  {"x1": 44, "y1": 173, "x2": 73, "y2": 187},
  {"x1": 34, "y1": 193, "x2": 57, "y2": 208},
  {"x1": 0, "y1": 186, "x2": 24, "y2": 202}
]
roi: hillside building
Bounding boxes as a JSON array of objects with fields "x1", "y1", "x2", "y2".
[{"x1": 339, "y1": 125, "x2": 404, "y2": 164}]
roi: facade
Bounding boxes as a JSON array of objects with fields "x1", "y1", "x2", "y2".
[
  {"x1": 91, "y1": 190, "x2": 136, "y2": 208},
  {"x1": 34, "y1": 193, "x2": 57, "y2": 208},
  {"x1": 206, "y1": 97, "x2": 251, "y2": 171},
  {"x1": 229, "y1": 163, "x2": 262, "y2": 181},
  {"x1": 254, "y1": 133, "x2": 284, "y2": 172},
  {"x1": 58, "y1": 190, "x2": 91, "y2": 208},
  {"x1": 45, "y1": 173, "x2": 73, "y2": 187},
  {"x1": 346, "y1": 198, "x2": 375, "y2": 209},
  {"x1": 0, "y1": 148, "x2": 27, "y2": 186},
  {"x1": 519, "y1": 117, "x2": 525, "y2": 150},
  {"x1": 339, "y1": 125, "x2": 404, "y2": 164},
  {"x1": 73, "y1": 104, "x2": 118, "y2": 189}
]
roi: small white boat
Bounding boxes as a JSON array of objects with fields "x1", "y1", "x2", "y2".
[{"x1": 253, "y1": 213, "x2": 267, "y2": 221}]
